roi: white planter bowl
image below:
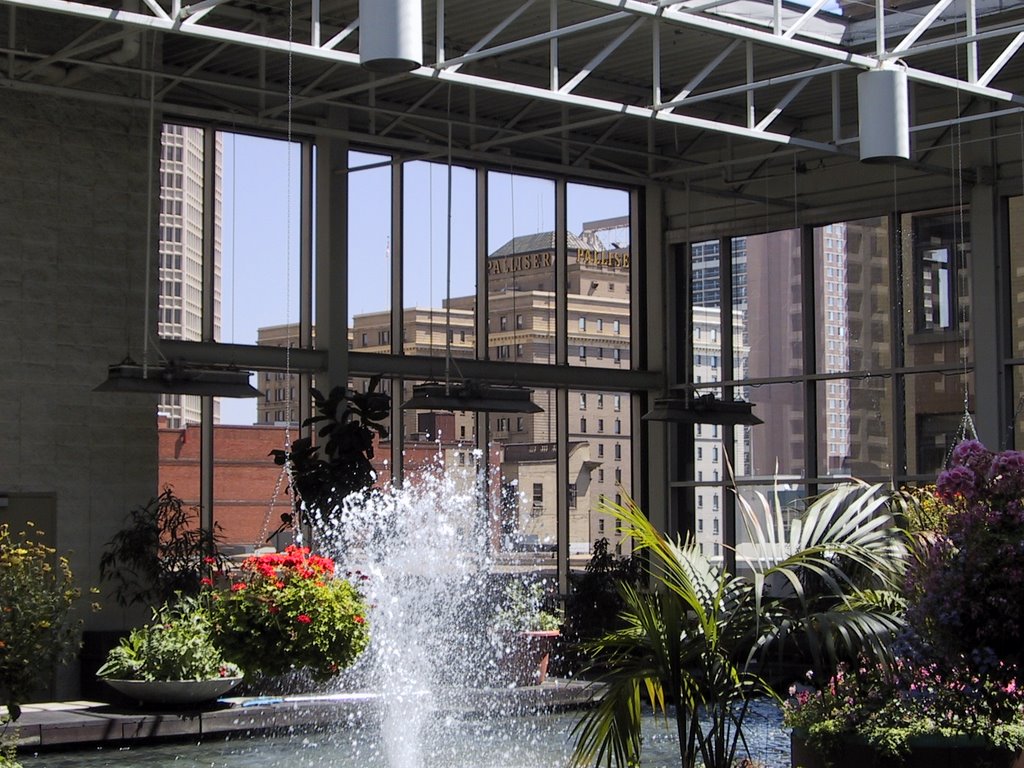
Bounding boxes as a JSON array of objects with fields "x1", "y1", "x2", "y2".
[{"x1": 101, "y1": 676, "x2": 243, "y2": 705}]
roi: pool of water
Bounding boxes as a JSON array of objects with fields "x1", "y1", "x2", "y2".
[{"x1": 20, "y1": 703, "x2": 791, "y2": 767}]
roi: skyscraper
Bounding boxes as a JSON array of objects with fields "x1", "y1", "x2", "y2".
[{"x1": 157, "y1": 124, "x2": 223, "y2": 427}]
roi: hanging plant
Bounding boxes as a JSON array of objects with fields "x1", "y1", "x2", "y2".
[
  {"x1": 208, "y1": 545, "x2": 370, "y2": 681},
  {"x1": 270, "y1": 379, "x2": 390, "y2": 523}
]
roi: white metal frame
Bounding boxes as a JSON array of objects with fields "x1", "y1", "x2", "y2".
[{"x1": 2, "y1": 0, "x2": 1023, "y2": 157}]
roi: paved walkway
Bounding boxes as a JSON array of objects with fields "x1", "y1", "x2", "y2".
[{"x1": 5, "y1": 679, "x2": 597, "y2": 752}]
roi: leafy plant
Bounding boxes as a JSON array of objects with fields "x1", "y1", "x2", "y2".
[
  {"x1": 784, "y1": 656, "x2": 1024, "y2": 758},
  {"x1": 0, "y1": 523, "x2": 82, "y2": 723},
  {"x1": 493, "y1": 579, "x2": 562, "y2": 633},
  {"x1": 99, "y1": 486, "x2": 229, "y2": 608},
  {"x1": 559, "y1": 538, "x2": 643, "y2": 675},
  {"x1": 270, "y1": 382, "x2": 390, "y2": 526},
  {"x1": 209, "y1": 545, "x2": 370, "y2": 681},
  {"x1": 97, "y1": 594, "x2": 240, "y2": 681},
  {"x1": 571, "y1": 484, "x2": 907, "y2": 768},
  {"x1": 784, "y1": 440, "x2": 1024, "y2": 761},
  {"x1": 904, "y1": 440, "x2": 1024, "y2": 672}
]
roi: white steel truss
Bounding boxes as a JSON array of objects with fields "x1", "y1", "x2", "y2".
[{"x1": 2, "y1": 0, "x2": 1023, "y2": 160}]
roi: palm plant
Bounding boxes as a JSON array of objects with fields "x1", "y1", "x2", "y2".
[{"x1": 571, "y1": 483, "x2": 908, "y2": 768}]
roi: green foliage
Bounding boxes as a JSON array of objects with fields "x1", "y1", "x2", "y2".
[
  {"x1": 560, "y1": 538, "x2": 643, "y2": 675},
  {"x1": 97, "y1": 594, "x2": 240, "y2": 682},
  {"x1": 0, "y1": 726, "x2": 21, "y2": 768},
  {"x1": 492, "y1": 579, "x2": 562, "y2": 632},
  {"x1": 270, "y1": 382, "x2": 390, "y2": 525},
  {"x1": 0, "y1": 523, "x2": 82, "y2": 723},
  {"x1": 99, "y1": 486, "x2": 229, "y2": 608},
  {"x1": 784, "y1": 658, "x2": 1024, "y2": 759},
  {"x1": 571, "y1": 484, "x2": 907, "y2": 768},
  {"x1": 209, "y1": 546, "x2": 370, "y2": 681}
]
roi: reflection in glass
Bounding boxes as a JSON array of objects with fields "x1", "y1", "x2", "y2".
[
  {"x1": 815, "y1": 378, "x2": 892, "y2": 479},
  {"x1": 487, "y1": 172, "x2": 556, "y2": 368},
  {"x1": 741, "y1": 381, "x2": 806, "y2": 479},
  {"x1": 905, "y1": 370, "x2": 975, "y2": 477},
  {"x1": 567, "y1": 184, "x2": 631, "y2": 370}
]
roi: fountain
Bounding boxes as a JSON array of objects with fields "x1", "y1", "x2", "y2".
[{"x1": 20, "y1": 451, "x2": 792, "y2": 767}]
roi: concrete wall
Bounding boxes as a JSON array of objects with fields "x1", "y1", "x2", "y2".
[{"x1": 0, "y1": 89, "x2": 159, "y2": 661}]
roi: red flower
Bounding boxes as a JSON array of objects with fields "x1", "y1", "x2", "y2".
[
  {"x1": 231, "y1": 582, "x2": 247, "y2": 591},
  {"x1": 296, "y1": 614, "x2": 312, "y2": 624},
  {"x1": 267, "y1": 604, "x2": 280, "y2": 614},
  {"x1": 353, "y1": 615, "x2": 365, "y2": 624},
  {"x1": 200, "y1": 577, "x2": 214, "y2": 587},
  {"x1": 203, "y1": 556, "x2": 217, "y2": 565}
]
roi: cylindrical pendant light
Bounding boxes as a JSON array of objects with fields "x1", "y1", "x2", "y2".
[
  {"x1": 359, "y1": 0, "x2": 423, "y2": 73},
  {"x1": 857, "y1": 65, "x2": 910, "y2": 162}
]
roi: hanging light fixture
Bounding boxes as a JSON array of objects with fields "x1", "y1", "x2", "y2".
[
  {"x1": 358, "y1": 0, "x2": 423, "y2": 73},
  {"x1": 402, "y1": 381, "x2": 542, "y2": 414},
  {"x1": 95, "y1": 359, "x2": 260, "y2": 398},
  {"x1": 857, "y1": 64, "x2": 910, "y2": 162},
  {"x1": 642, "y1": 391, "x2": 762, "y2": 426}
]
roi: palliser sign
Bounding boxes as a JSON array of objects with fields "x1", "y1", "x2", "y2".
[{"x1": 487, "y1": 249, "x2": 630, "y2": 276}]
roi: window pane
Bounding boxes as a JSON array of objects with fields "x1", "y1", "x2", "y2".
[
  {"x1": 901, "y1": 209, "x2": 972, "y2": 366},
  {"x1": 905, "y1": 370, "x2": 975, "y2": 477},
  {"x1": 691, "y1": 240, "x2": 723, "y2": 385},
  {"x1": 487, "y1": 173, "x2": 555, "y2": 364},
  {"x1": 742, "y1": 381, "x2": 806, "y2": 478},
  {"x1": 568, "y1": 184, "x2": 631, "y2": 369},
  {"x1": 349, "y1": 151, "x2": 392, "y2": 353},
  {"x1": 740, "y1": 230, "x2": 803, "y2": 379},
  {"x1": 815, "y1": 218, "x2": 891, "y2": 373},
  {"x1": 569, "y1": 388, "x2": 633, "y2": 566},
  {"x1": 402, "y1": 161, "x2": 477, "y2": 351},
  {"x1": 816, "y1": 378, "x2": 893, "y2": 479},
  {"x1": 488, "y1": 387, "x2": 558, "y2": 573}
]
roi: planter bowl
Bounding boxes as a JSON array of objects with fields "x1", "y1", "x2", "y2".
[{"x1": 101, "y1": 676, "x2": 243, "y2": 706}]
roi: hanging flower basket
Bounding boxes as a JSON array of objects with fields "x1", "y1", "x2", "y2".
[{"x1": 209, "y1": 546, "x2": 370, "y2": 681}]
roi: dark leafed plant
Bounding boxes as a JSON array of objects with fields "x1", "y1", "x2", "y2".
[
  {"x1": 99, "y1": 486, "x2": 229, "y2": 608},
  {"x1": 270, "y1": 380, "x2": 390, "y2": 523}
]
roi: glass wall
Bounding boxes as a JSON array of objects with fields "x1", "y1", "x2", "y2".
[{"x1": 682, "y1": 207, "x2": 978, "y2": 560}]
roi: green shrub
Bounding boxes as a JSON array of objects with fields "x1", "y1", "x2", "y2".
[{"x1": 0, "y1": 523, "x2": 81, "y2": 722}]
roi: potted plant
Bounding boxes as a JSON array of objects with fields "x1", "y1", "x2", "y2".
[
  {"x1": 97, "y1": 593, "x2": 242, "y2": 706},
  {"x1": 99, "y1": 486, "x2": 230, "y2": 608},
  {"x1": 492, "y1": 579, "x2": 562, "y2": 686},
  {"x1": 784, "y1": 440, "x2": 1024, "y2": 767},
  {"x1": 208, "y1": 545, "x2": 370, "y2": 683},
  {"x1": 570, "y1": 484, "x2": 907, "y2": 768}
]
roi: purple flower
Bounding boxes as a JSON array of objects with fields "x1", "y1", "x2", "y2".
[
  {"x1": 987, "y1": 450, "x2": 1024, "y2": 498},
  {"x1": 950, "y1": 439, "x2": 993, "y2": 477},
  {"x1": 937, "y1": 465, "x2": 981, "y2": 502}
]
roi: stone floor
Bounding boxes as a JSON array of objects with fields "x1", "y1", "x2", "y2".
[{"x1": 4, "y1": 679, "x2": 598, "y2": 752}]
